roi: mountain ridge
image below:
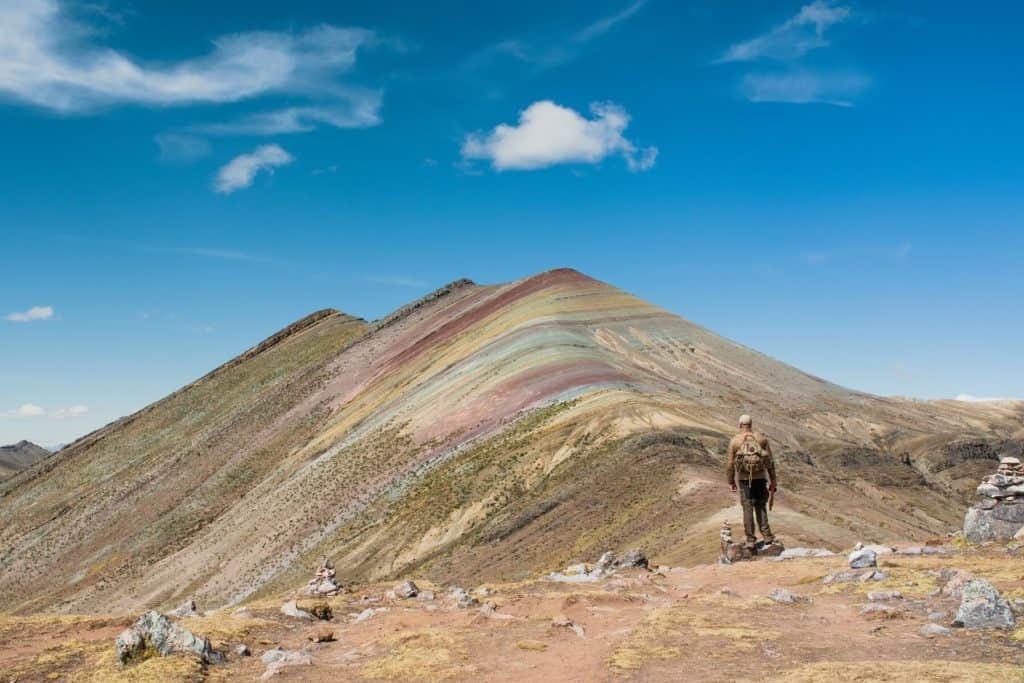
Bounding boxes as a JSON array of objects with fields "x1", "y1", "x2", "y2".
[{"x1": 0, "y1": 268, "x2": 1020, "y2": 614}]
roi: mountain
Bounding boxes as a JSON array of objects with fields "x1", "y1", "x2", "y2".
[
  {"x1": 0, "y1": 440, "x2": 50, "y2": 480},
  {"x1": 0, "y1": 268, "x2": 1021, "y2": 614}
]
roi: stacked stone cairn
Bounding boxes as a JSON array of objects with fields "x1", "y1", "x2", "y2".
[
  {"x1": 307, "y1": 556, "x2": 340, "y2": 597},
  {"x1": 963, "y1": 457, "x2": 1024, "y2": 543}
]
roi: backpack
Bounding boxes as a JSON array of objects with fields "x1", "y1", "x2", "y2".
[{"x1": 737, "y1": 434, "x2": 766, "y2": 483}]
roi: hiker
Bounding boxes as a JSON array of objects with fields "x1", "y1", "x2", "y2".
[{"x1": 726, "y1": 414, "x2": 777, "y2": 549}]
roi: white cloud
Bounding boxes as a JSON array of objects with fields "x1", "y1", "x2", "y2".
[
  {"x1": 10, "y1": 404, "x2": 45, "y2": 418},
  {"x1": 5, "y1": 305, "x2": 54, "y2": 322},
  {"x1": 462, "y1": 100, "x2": 657, "y2": 172},
  {"x1": 1, "y1": 403, "x2": 89, "y2": 420},
  {"x1": 955, "y1": 394, "x2": 1021, "y2": 403},
  {"x1": 155, "y1": 134, "x2": 210, "y2": 162},
  {"x1": 741, "y1": 70, "x2": 869, "y2": 106},
  {"x1": 572, "y1": 1, "x2": 647, "y2": 43},
  {"x1": 50, "y1": 405, "x2": 89, "y2": 419},
  {"x1": 0, "y1": 0, "x2": 376, "y2": 112},
  {"x1": 196, "y1": 95, "x2": 382, "y2": 136},
  {"x1": 467, "y1": 1, "x2": 646, "y2": 73},
  {"x1": 717, "y1": 1, "x2": 851, "y2": 63},
  {"x1": 214, "y1": 144, "x2": 294, "y2": 194}
]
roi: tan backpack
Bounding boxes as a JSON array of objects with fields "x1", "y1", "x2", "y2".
[{"x1": 737, "y1": 434, "x2": 766, "y2": 483}]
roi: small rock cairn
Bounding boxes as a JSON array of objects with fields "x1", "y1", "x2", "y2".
[
  {"x1": 964, "y1": 457, "x2": 1024, "y2": 543},
  {"x1": 307, "y1": 556, "x2": 340, "y2": 597}
]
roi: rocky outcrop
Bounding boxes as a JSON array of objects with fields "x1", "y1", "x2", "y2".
[
  {"x1": 953, "y1": 579, "x2": 1015, "y2": 630},
  {"x1": 115, "y1": 610, "x2": 218, "y2": 665},
  {"x1": 963, "y1": 458, "x2": 1024, "y2": 542}
]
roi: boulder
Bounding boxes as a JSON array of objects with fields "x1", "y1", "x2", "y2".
[
  {"x1": 280, "y1": 600, "x2": 313, "y2": 620},
  {"x1": 234, "y1": 644, "x2": 251, "y2": 657},
  {"x1": 859, "y1": 604, "x2": 900, "y2": 618},
  {"x1": 757, "y1": 541, "x2": 785, "y2": 557},
  {"x1": 115, "y1": 610, "x2": 219, "y2": 665},
  {"x1": 395, "y1": 580, "x2": 419, "y2": 599},
  {"x1": 848, "y1": 548, "x2": 877, "y2": 569},
  {"x1": 953, "y1": 579, "x2": 1015, "y2": 630}
]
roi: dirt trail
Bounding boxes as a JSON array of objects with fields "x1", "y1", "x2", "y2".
[{"x1": 2, "y1": 546, "x2": 1023, "y2": 682}]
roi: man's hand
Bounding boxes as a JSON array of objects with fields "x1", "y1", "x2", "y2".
[
  {"x1": 769, "y1": 482, "x2": 777, "y2": 492},
  {"x1": 730, "y1": 483, "x2": 738, "y2": 492}
]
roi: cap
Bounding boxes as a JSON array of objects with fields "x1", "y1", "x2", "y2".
[{"x1": 738, "y1": 414, "x2": 752, "y2": 426}]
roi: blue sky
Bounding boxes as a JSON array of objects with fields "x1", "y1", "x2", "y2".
[{"x1": 1, "y1": 0, "x2": 1022, "y2": 445}]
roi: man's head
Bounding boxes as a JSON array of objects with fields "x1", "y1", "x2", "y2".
[{"x1": 738, "y1": 414, "x2": 753, "y2": 431}]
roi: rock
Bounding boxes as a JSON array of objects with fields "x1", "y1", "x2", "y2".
[
  {"x1": 595, "y1": 552, "x2": 616, "y2": 573},
  {"x1": 861, "y1": 544, "x2": 895, "y2": 556},
  {"x1": 977, "y1": 483, "x2": 1002, "y2": 498},
  {"x1": 168, "y1": 600, "x2": 198, "y2": 618},
  {"x1": 417, "y1": 590, "x2": 436, "y2": 601},
  {"x1": 824, "y1": 569, "x2": 887, "y2": 585},
  {"x1": 848, "y1": 548, "x2": 877, "y2": 569},
  {"x1": 261, "y1": 649, "x2": 285, "y2": 665},
  {"x1": 307, "y1": 602, "x2": 332, "y2": 621},
  {"x1": 354, "y1": 608, "x2": 377, "y2": 623},
  {"x1": 927, "y1": 611, "x2": 946, "y2": 621},
  {"x1": 778, "y1": 547, "x2": 835, "y2": 559},
  {"x1": 551, "y1": 614, "x2": 586, "y2": 638},
  {"x1": 1015, "y1": 526, "x2": 1024, "y2": 541},
  {"x1": 308, "y1": 628, "x2": 335, "y2": 643},
  {"x1": 280, "y1": 600, "x2": 313, "y2": 620},
  {"x1": 953, "y1": 579, "x2": 1015, "y2": 630},
  {"x1": 450, "y1": 587, "x2": 479, "y2": 608},
  {"x1": 564, "y1": 563, "x2": 590, "y2": 576},
  {"x1": 234, "y1": 644, "x2": 251, "y2": 657},
  {"x1": 313, "y1": 578, "x2": 339, "y2": 595},
  {"x1": 261, "y1": 650, "x2": 312, "y2": 680},
  {"x1": 768, "y1": 588, "x2": 808, "y2": 604},
  {"x1": 724, "y1": 543, "x2": 753, "y2": 563},
  {"x1": 115, "y1": 610, "x2": 219, "y2": 665},
  {"x1": 920, "y1": 623, "x2": 953, "y2": 637},
  {"x1": 615, "y1": 549, "x2": 649, "y2": 569},
  {"x1": 937, "y1": 569, "x2": 975, "y2": 599},
  {"x1": 758, "y1": 541, "x2": 785, "y2": 557},
  {"x1": 395, "y1": 580, "x2": 420, "y2": 599},
  {"x1": 859, "y1": 604, "x2": 900, "y2": 618},
  {"x1": 867, "y1": 591, "x2": 902, "y2": 601}
]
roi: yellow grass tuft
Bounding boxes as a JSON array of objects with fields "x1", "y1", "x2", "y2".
[
  {"x1": 362, "y1": 628, "x2": 477, "y2": 681},
  {"x1": 773, "y1": 660, "x2": 1024, "y2": 682}
]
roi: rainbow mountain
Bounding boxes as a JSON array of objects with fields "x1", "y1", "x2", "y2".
[{"x1": 1, "y1": 268, "x2": 1021, "y2": 613}]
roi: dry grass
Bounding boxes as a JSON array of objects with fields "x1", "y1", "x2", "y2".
[
  {"x1": 771, "y1": 660, "x2": 1024, "y2": 682},
  {"x1": 0, "y1": 639, "x2": 206, "y2": 683},
  {"x1": 361, "y1": 628, "x2": 477, "y2": 681}
]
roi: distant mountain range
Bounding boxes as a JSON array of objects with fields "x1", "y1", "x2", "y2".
[
  {"x1": 1, "y1": 268, "x2": 1021, "y2": 614},
  {"x1": 0, "y1": 441, "x2": 51, "y2": 480}
]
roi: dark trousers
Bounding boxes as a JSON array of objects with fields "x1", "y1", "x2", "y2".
[{"x1": 739, "y1": 479, "x2": 773, "y2": 545}]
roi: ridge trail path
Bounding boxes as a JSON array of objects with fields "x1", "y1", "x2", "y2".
[{"x1": 3, "y1": 547, "x2": 1022, "y2": 681}]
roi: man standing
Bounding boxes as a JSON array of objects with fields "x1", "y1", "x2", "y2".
[{"x1": 726, "y1": 414, "x2": 777, "y2": 549}]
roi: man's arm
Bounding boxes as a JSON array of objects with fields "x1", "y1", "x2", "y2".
[
  {"x1": 726, "y1": 439, "x2": 737, "y2": 489},
  {"x1": 761, "y1": 436, "x2": 778, "y2": 490}
]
